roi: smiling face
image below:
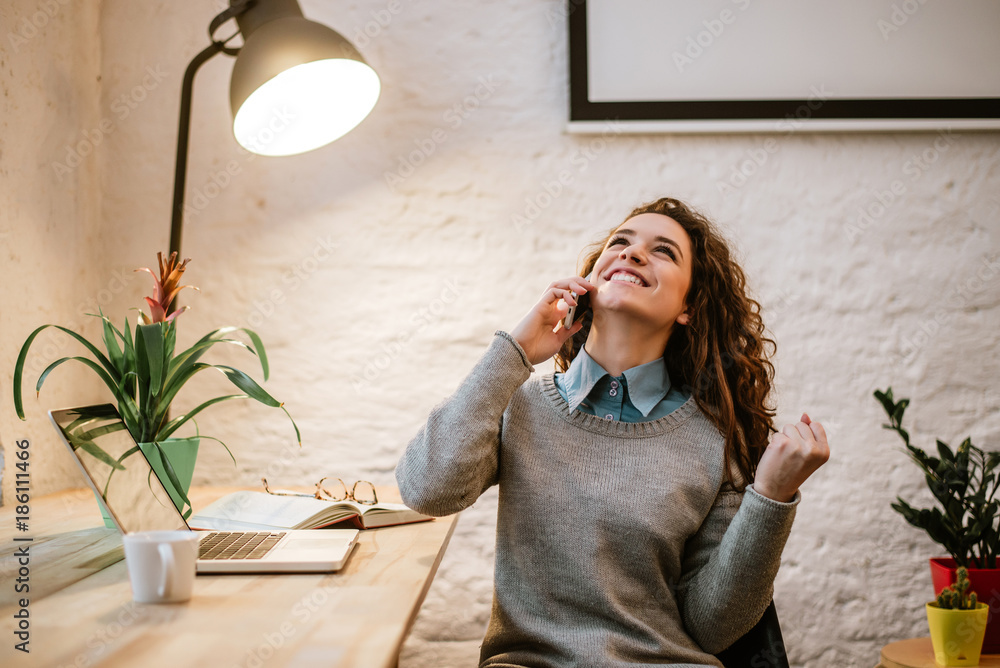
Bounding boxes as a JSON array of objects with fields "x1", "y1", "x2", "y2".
[{"x1": 590, "y1": 212, "x2": 693, "y2": 339}]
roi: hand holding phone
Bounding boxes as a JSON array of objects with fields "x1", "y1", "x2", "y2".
[
  {"x1": 512, "y1": 274, "x2": 596, "y2": 366},
  {"x1": 562, "y1": 272, "x2": 593, "y2": 330}
]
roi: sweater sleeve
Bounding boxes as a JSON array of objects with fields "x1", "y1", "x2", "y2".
[
  {"x1": 395, "y1": 331, "x2": 534, "y2": 517},
  {"x1": 676, "y1": 483, "x2": 799, "y2": 654}
]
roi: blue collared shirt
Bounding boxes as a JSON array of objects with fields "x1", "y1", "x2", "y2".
[{"x1": 553, "y1": 347, "x2": 690, "y2": 422}]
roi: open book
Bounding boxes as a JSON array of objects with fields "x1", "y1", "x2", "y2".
[{"x1": 189, "y1": 491, "x2": 434, "y2": 531}]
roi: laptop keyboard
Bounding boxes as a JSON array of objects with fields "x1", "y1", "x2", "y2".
[{"x1": 199, "y1": 531, "x2": 286, "y2": 560}]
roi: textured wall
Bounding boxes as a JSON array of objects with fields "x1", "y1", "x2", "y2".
[
  {"x1": 6, "y1": 0, "x2": 1000, "y2": 666},
  {"x1": 0, "y1": 0, "x2": 109, "y2": 502}
]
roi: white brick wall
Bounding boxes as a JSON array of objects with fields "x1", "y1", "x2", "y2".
[
  {"x1": 0, "y1": 0, "x2": 111, "y2": 503},
  {"x1": 3, "y1": 1, "x2": 999, "y2": 666}
]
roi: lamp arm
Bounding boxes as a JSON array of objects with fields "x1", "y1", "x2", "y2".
[
  {"x1": 169, "y1": 0, "x2": 257, "y2": 257},
  {"x1": 169, "y1": 41, "x2": 225, "y2": 257}
]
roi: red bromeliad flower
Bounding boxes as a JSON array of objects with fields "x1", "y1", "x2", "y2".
[{"x1": 135, "y1": 252, "x2": 199, "y2": 324}]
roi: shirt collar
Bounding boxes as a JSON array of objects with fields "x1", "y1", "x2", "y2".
[
  {"x1": 561, "y1": 347, "x2": 607, "y2": 413},
  {"x1": 622, "y1": 356, "x2": 673, "y2": 417},
  {"x1": 562, "y1": 348, "x2": 673, "y2": 417}
]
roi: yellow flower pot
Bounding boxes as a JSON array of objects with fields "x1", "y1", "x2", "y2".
[{"x1": 926, "y1": 602, "x2": 990, "y2": 666}]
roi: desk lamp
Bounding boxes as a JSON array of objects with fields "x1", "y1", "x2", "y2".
[{"x1": 169, "y1": 0, "x2": 380, "y2": 256}]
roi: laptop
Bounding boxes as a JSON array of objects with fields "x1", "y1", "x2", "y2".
[{"x1": 49, "y1": 404, "x2": 359, "y2": 573}]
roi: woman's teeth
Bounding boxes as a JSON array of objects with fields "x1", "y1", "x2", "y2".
[{"x1": 610, "y1": 272, "x2": 644, "y2": 286}]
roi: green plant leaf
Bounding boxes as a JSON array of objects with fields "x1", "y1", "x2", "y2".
[
  {"x1": 163, "y1": 362, "x2": 277, "y2": 409},
  {"x1": 883, "y1": 376, "x2": 1000, "y2": 566},
  {"x1": 937, "y1": 439, "x2": 955, "y2": 462},
  {"x1": 111, "y1": 444, "x2": 141, "y2": 468},
  {"x1": 156, "y1": 363, "x2": 207, "y2": 417},
  {"x1": 210, "y1": 365, "x2": 281, "y2": 407},
  {"x1": 34, "y1": 356, "x2": 119, "y2": 407},
  {"x1": 74, "y1": 421, "x2": 128, "y2": 443},
  {"x1": 133, "y1": 324, "x2": 155, "y2": 438},
  {"x1": 165, "y1": 338, "x2": 252, "y2": 380},
  {"x1": 281, "y1": 404, "x2": 301, "y2": 447},
  {"x1": 123, "y1": 317, "x2": 135, "y2": 365},
  {"x1": 153, "y1": 363, "x2": 290, "y2": 444},
  {"x1": 156, "y1": 394, "x2": 246, "y2": 440},
  {"x1": 924, "y1": 510, "x2": 960, "y2": 548},
  {"x1": 100, "y1": 313, "x2": 124, "y2": 375},
  {"x1": 134, "y1": 322, "x2": 149, "y2": 387},
  {"x1": 905, "y1": 444, "x2": 937, "y2": 474},
  {"x1": 116, "y1": 390, "x2": 141, "y2": 438},
  {"x1": 874, "y1": 388, "x2": 895, "y2": 417},
  {"x1": 34, "y1": 356, "x2": 103, "y2": 394},
  {"x1": 165, "y1": 327, "x2": 269, "y2": 385},
  {"x1": 101, "y1": 444, "x2": 142, "y2": 498},
  {"x1": 195, "y1": 434, "x2": 237, "y2": 467},
  {"x1": 13, "y1": 324, "x2": 120, "y2": 419},
  {"x1": 164, "y1": 319, "x2": 177, "y2": 361},
  {"x1": 73, "y1": 438, "x2": 127, "y2": 471},
  {"x1": 167, "y1": 328, "x2": 236, "y2": 374},
  {"x1": 892, "y1": 398, "x2": 909, "y2": 425},
  {"x1": 64, "y1": 404, "x2": 120, "y2": 425},
  {"x1": 116, "y1": 319, "x2": 136, "y2": 403},
  {"x1": 91, "y1": 311, "x2": 126, "y2": 341},
  {"x1": 893, "y1": 498, "x2": 963, "y2": 559},
  {"x1": 138, "y1": 323, "x2": 165, "y2": 398},
  {"x1": 238, "y1": 327, "x2": 269, "y2": 380},
  {"x1": 149, "y1": 440, "x2": 193, "y2": 516}
]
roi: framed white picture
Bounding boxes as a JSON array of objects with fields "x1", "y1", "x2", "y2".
[{"x1": 567, "y1": 0, "x2": 1000, "y2": 133}]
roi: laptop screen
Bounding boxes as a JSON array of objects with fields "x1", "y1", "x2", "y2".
[{"x1": 50, "y1": 404, "x2": 188, "y2": 533}]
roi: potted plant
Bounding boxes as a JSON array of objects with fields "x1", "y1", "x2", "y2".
[
  {"x1": 875, "y1": 387, "x2": 1000, "y2": 652},
  {"x1": 926, "y1": 566, "x2": 989, "y2": 666},
  {"x1": 14, "y1": 252, "x2": 299, "y2": 520}
]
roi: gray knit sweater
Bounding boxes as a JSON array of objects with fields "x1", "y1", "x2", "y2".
[{"x1": 396, "y1": 332, "x2": 798, "y2": 667}]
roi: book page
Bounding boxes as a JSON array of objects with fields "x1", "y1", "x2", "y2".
[
  {"x1": 356, "y1": 502, "x2": 434, "y2": 528},
  {"x1": 190, "y1": 491, "x2": 355, "y2": 531}
]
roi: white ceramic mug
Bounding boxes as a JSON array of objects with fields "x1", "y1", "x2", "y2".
[{"x1": 122, "y1": 531, "x2": 199, "y2": 603}]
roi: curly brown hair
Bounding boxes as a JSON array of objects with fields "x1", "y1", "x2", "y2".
[{"x1": 554, "y1": 197, "x2": 777, "y2": 489}]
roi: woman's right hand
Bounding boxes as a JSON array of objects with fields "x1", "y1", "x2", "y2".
[{"x1": 511, "y1": 276, "x2": 595, "y2": 366}]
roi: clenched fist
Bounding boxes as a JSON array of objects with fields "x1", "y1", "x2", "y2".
[{"x1": 753, "y1": 413, "x2": 830, "y2": 503}]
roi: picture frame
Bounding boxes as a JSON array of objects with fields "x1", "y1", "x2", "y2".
[{"x1": 567, "y1": 0, "x2": 1000, "y2": 134}]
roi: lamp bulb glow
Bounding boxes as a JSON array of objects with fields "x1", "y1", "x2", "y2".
[{"x1": 233, "y1": 59, "x2": 380, "y2": 156}]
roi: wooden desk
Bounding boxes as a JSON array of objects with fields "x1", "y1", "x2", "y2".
[
  {"x1": 879, "y1": 637, "x2": 1000, "y2": 668},
  {"x1": 0, "y1": 487, "x2": 458, "y2": 667}
]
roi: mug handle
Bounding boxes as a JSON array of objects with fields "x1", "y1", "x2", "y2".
[{"x1": 158, "y1": 543, "x2": 175, "y2": 599}]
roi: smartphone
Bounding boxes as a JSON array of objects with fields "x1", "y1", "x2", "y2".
[{"x1": 562, "y1": 273, "x2": 593, "y2": 330}]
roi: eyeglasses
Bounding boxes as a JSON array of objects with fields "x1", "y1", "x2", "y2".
[{"x1": 261, "y1": 477, "x2": 378, "y2": 505}]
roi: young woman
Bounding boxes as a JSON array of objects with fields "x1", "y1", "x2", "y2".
[{"x1": 396, "y1": 197, "x2": 829, "y2": 667}]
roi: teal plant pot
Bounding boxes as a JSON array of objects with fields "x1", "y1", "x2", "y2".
[{"x1": 95, "y1": 437, "x2": 200, "y2": 528}]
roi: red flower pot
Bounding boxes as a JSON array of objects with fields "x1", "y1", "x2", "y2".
[{"x1": 930, "y1": 557, "x2": 1000, "y2": 654}]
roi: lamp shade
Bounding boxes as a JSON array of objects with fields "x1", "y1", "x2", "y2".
[{"x1": 230, "y1": 16, "x2": 380, "y2": 156}]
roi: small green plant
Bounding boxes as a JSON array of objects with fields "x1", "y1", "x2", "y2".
[
  {"x1": 875, "y1": 387, "x2": 999, "y2": 569},
  {"x1": 935, "y1": 566, "x2": 979, "y2": 610},
  {"x1": 14, "y1": 252, "x2": 300, "y2": 516}
]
